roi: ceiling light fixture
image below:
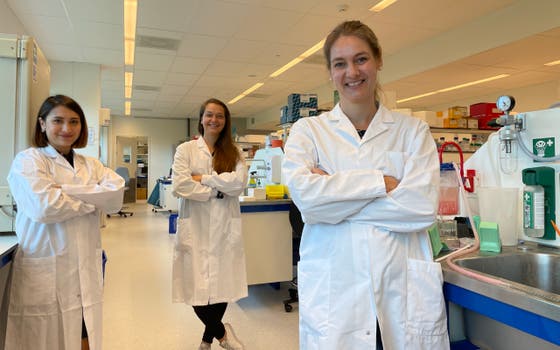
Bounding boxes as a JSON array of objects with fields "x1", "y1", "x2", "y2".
[
  {"x1": 544, "y1": 59, "x2": 560, "y2": 66},
  {"x1": 230, "y1": 39, "x2": 326, "y2": 105},
  {"x1": 369, "y1": 0, "x2": 397, "y2": 12},
  {"x1": 270, "y1": 39, "x2": 326, "y2": 78},
  {"x1": 124, "y1": 0, "x2": 137, "y2": 115},
  {"x1": 124, "y1": 71, "x2": 133, "y2": 87},
  {"x1": 397, "y1": 74, "x2": 510, "y2": 103},
  {"x1": 124, "y1": 0, "x2": 137, "y2": 65},
  {"x1": 228, "y1": 83, "x2": 265, "y2": 104}
]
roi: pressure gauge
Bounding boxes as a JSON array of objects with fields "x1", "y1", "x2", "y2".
[{"x1": 496, "y1": 95, "x2": 516, "y2": 113}]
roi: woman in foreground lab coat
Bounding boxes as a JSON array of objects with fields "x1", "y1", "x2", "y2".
[
  {"x1": 6, "y1": 95, "x2": 124, "y2": 350},
  {"x1": 282, "y1": 21, "x2": 449, "y2": 350},
  {"x1": 172, "y1": 98, "x2": 247, "y2": 350}
]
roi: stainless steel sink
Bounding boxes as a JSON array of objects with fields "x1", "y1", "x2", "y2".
[{"x1": 455, "y1": 251, "x2": 560, "y2": 295}]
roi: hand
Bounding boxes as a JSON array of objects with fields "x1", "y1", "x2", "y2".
[
  {"x1": 311, "y1": 167, "x2": 328, "y2": 176},
  {"x1": 383, "y1": 176, "x2": 399, "y2": 193},
  {"x1": 191, "y1": 175, "x2": 202, "y2": 182}
]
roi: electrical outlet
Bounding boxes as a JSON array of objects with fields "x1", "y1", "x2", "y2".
[{"x1": 0, "y1": 187, "x2": 12, "y2": 206}]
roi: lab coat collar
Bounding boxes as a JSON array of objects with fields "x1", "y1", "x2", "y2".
[
  {"x1": 41, "y1": 145, "x2": 82, "y2": 172},
  {"x1": 328, "y1": 103, "x2": 394, "y2": 141},
  {"x1": 196, "y1": 136, "x2": 212, "y2": 156}
]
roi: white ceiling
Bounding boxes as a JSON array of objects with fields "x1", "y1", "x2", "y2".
[{"x1": 3, "y1": 0, "x2": 560, "y2": 126}]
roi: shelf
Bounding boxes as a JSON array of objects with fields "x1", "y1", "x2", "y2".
[{"x1": 430, "y1": 128, "x2": 496, "y2": 134}]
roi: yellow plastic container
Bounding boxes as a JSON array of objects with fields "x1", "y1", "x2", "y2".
[{"x1": 265, "y1": 184, "x2": 285, "y2": 199}]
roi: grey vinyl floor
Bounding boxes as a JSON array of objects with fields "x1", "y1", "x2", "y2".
[{"x1": 101, "y1": 201, "x2": 299, "y2": 350}]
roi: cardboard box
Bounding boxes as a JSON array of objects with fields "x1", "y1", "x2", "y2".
[
  {"x1": 448, "y1": 106, "x2": 468, "y2": 118},
  {"x1": 443, "y1": 117, "x2": 467, "y2": 129},
  {"x1": 467, "y1": 118, "x2": 478, "y2": 129}
]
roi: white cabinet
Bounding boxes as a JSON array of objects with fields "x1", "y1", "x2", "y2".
[{"x1": 159, "y1": 182, "x2": 179, "y2": 212}]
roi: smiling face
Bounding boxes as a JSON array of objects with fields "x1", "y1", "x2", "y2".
[
  {"x1": 201, "y1": 102, "x2": 226, "y2": 138},
  {"x1": 39, "y1": 105, "x2": 81, "y2": 154},
  {"x1": 329, "y1": 35, "x2": 382, "y2": 106}
]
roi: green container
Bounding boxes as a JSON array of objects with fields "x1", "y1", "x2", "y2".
[
  {"x1": 479, "y1": 221, "x2": 501, "y2": 253},
  {"x1": 428, "y1": 223, "x2": 443, "y2": 258}
]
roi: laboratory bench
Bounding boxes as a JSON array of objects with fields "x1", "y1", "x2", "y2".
[
  {"x1": 0, "y1": 234, "x2": 18, "y2": 349},
  {"x1": 240, "y1": 199, "x2": 293, "y2": 285},
  {"x1": 441, "y1": 244, "x2": 560, "y2": 349}
]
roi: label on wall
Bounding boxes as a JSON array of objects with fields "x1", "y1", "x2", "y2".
[{"x1": 532, "y1": 137, "x2": 555, "y2": 158}]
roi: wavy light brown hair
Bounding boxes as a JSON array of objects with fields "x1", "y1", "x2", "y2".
[
  {"x1": 33, "y1": 94, "x2": 88, "y2": 148},
  {"x1": 198, "y1": 98, "x2": 241, "y2": 173}
]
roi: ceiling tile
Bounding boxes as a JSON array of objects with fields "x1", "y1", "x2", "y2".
[
  {"x1": 170, "y1": 56, "x2": 210, "y2": 74},
  {"x1": 234, "y1": 7, "x2": 304, "y2": 42},
  {"x1": 186, "y1": 0, "x2": 251, "y2": 38},
  {"x1": 165, "y1": 73, "x2": 200, "y2": 86},
  {"x1": 137, "y1": 0, "x2": 202, "y2": 33},
  {"x1": 135, "y1": 53, "x2": 175, "y2": 71},
  {"x1": 134, "y1": 70, "x2": 168, "y2": 86},
  {"x1": 176, "y1": 34, "x2": 228, "y2": 58},
  {"x1": 82, "y1": 47, "x2": 122, "y2": 66}
]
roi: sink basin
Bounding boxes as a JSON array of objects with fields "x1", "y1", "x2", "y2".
[{"x1": 456, "y1": 252, "x2": 560, "y2": 295}]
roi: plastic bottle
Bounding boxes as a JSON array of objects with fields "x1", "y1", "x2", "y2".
[
  {"x1": 248, "y1": 171, "x2": 257, "y2": 188},
  {"x1": 438, "y1": 163, "x2": 460, "y2": 215},
  {"x1": 523, "y1": 185, "x2": 545, "y2": 237}
]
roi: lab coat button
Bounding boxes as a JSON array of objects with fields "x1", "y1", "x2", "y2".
[{"x1": 366, "y1": 330, "x2": 370, "y2": 335}]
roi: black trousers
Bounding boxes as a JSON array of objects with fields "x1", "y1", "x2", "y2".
[{"x1": 193, "y1": 302, "x2": 228, "y2": 343}]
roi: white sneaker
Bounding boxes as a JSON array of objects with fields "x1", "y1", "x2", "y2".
[
  {"x1": 219, "y1": 323, "x2": 244, "y2": 350},
  {"x1": 198, "y1": 341, "x2": 211, "y2": 350}
]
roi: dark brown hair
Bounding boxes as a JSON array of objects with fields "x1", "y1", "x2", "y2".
[
  {"x1": 198, "y1": 98, "x2": 240, "y2": 173},
  {"x1": 323, "y1": 20, "x2": 383, "y2": 102},
  {"x1": 33, "y1": 94, "x2": 88, "y2": 148}
]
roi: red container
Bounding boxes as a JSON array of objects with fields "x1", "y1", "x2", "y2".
[
  {"x1": 477, "y1": 115, "x2": 500, "y2": 130},
  {"x1": 469, "y1": 102, "x2": 501, "y2": 118}
]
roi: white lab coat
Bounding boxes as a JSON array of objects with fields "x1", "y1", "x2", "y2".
[
  {"x1": 6, "y1": 145, "x2": 124, "y2": 350},
  {"x1": 464, "y1": 132, "x2": 527, "y2": 188},
  {"x1": 171, "y1": 138, "x2": 248, "y2": 305},
  {"x1": 282, "y1": 104, "x2": 450, "y2": 350}
]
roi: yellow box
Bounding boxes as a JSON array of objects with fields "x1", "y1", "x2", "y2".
[
  {"x1": 265, "y1": 184, "x2": 285, "y2": 199},
  {"x1": 448, "y1": 106, "x2": 468, "y2": 118}
]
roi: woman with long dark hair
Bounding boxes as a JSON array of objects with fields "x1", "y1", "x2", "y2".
[{"x1": 171, "y1": 98, "x2": 248, "y2": 350}]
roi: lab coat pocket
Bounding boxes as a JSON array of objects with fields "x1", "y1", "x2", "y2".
[
  {"x1": 406, "y1": 258, "x2": 447, "y2": 335},
  {"x1": 15, "y1": 256, "x2": 56, "y2": 306},
  {"x1": 226, "y1": 217, "x2": 243, "y2": 249},
  {"x1": 298, "y1": 259, "x2": 330, "y2": 337},
  {"x1": 176, "y1": 218, "x2": 194, "y2": 253}
]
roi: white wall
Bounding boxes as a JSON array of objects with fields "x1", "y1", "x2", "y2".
[
  {"x1": 50, "y1": 61, "x2": 101, "y2": 158},
  {"x1": 110, "y1": 116, "x2": 188, "y2": 195}
]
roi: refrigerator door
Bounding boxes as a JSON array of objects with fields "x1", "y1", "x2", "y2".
[
  {"x1": 15, "y1": 36, "x2": 51, "y2": 152},
  {"x1": 0, "y1": 34, "x2": 50, "y2": 233}
]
